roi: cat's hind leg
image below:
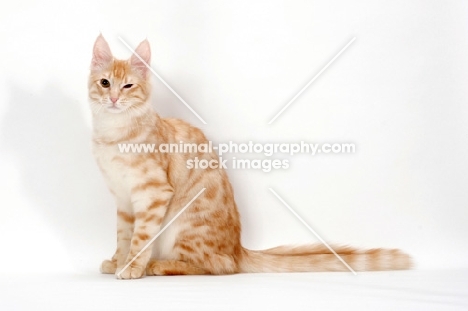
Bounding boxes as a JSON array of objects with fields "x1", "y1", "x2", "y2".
[{"x1": 146, "y1": 259, "x2": 208, "y2": 275}]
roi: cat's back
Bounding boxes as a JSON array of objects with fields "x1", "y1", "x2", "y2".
[{"x1": 159, "y1": 117, "x2": 208, "y2": 145}]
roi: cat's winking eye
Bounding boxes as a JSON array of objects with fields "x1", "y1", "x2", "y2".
[
  {"x1": 100, "y1": 79, "x2": 110, "y2": 88},
  {"x1": 123, "y1": 84, "x2": 133, "y2": 89}
]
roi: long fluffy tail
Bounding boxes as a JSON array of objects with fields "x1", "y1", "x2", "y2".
[{"x1": 239, "y1": 244, "x2": 412, "y2": 273}]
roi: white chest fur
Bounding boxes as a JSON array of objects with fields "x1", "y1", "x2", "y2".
[{"x1": 92, "y1": 142, "x2": 132, "y2": 209}]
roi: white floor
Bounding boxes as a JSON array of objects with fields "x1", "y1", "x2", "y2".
[{"x1": 1, "y1": 269, "x2": 467, "y2": 310}]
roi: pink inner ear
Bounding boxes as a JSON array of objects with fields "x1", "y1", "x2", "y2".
[
  {"x1": 131, "y1": 40, "x2": 151, "y2": 77},
  {"x1": 91, "y1": 35, "x2": 113, "y2": 71}
]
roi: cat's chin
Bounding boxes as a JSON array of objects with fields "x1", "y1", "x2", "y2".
[{"x1": 106, "y1": 106, "x2": 125, "y2": 114}]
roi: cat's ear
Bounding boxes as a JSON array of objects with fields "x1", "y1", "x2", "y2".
[
  {"x1": 91, "y1": 34, "x2": 113, "y2": 71},
  {"x1": 131, "y1": 39, "x2": 151, "y2": 78}
]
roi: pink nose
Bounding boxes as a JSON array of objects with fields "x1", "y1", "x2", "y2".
[{"x1": 110, "y1": 97, "x2": 119, "y2": 104}]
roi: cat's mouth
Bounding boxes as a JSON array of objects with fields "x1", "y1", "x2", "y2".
[{"x1": 106, "y1": 104, "x2": 124, "y2": 113}]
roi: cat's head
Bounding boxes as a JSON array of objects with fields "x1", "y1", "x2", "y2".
[{"x1": 88, "y1": 35, "x2": 151, "y2": 115}]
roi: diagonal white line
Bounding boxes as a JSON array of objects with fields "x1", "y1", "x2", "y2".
[
  {"x1": 118, "y1": 37, "x2": 207, "y2": 125},
  {"x1": 117, "y1": 188, "x2": 206, "y2": 278},
  {"x1": 268, "y1": 37, "x2": 356, "y2": 124},
  {"x1": 268, "y1": 188, "x2": 357, "y2": 275}
]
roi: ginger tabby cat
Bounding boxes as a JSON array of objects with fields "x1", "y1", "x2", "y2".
[{"x1": 89, "y1": 35, "x2": 411, "y2": 279}]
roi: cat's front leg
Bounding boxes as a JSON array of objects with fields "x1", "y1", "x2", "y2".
[
  {"x1": 101, "y1": 208, "x2": 135, "y2": 274},
  {"x1": 116, "y1": 180, "x2": 173, "y2": 279}
]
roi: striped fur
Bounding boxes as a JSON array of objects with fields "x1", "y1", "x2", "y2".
[{"x1": 89, "y1": 35, "x2": 411, "y2": 279}]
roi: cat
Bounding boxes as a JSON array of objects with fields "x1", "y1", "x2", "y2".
[{"x1": 89, "y1": 34, "x2": 411, "y2": 279}]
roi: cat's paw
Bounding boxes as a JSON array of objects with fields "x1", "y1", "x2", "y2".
[
  {"x1": 115, "y1": 265, "x2": 145, "y2": 279},
  {"x1": 100, "y1": 259, "x2": 117, "y2": 274},
  {"x1": 146, "y1": 260, "x2": 160, "y2": 276}
]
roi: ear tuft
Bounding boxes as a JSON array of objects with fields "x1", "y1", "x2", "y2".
[
  {"x1": 130, "y1": 39, "x2": 151, "y2": 77},
  {"x1": 91, "y1": 34, "x2": 113, "y2": 71}
]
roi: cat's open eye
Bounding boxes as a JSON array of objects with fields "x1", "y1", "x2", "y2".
[
  {"x1": 100, "y1": 79, "x2": 110, "y2": 88},
  {"x1": 123, "y1": 84, "x2": 133, "y2": 89}
]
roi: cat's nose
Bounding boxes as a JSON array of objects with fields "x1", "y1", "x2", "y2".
[{"x1": 110, "y1": 97, "x2": 119, "y2": 104}]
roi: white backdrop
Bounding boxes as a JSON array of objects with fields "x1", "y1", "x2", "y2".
[{"x1": 0, "y1": 0, "x2": 467, "y2": 276}]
